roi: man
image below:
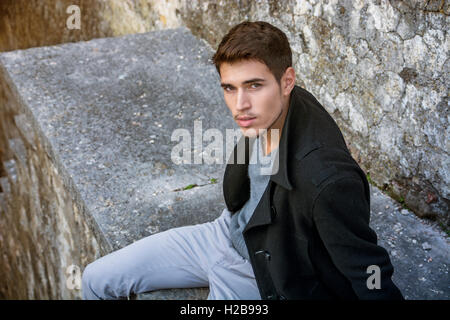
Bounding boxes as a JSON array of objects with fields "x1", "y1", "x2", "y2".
[{"x1": 81, "y1": 21, "x2": 404, "y2": 300}]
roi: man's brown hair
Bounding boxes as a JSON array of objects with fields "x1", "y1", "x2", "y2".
[{"x1": 212, "y1": 21, "x2": 292, "y2": 84}]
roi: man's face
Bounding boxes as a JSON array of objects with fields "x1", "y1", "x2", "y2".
[{"x1": 219, "y1": 59, "x2": 285, "y2": 138}]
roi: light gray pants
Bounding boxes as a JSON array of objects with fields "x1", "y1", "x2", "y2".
[{"x1": 81, "y1": 207, "x2": 261, "y2": 300}]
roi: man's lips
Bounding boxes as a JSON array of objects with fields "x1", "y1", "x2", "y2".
[{"x1": 236, "y1": 117, "x2": 256, "y2": 127}]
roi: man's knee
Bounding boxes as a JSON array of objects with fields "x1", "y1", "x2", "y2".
[
  {"x1": 82, "y1": 257, "x2": 132, "y2": 300},
  {"x1": 81, "y1": 259, "x2": 126, "y2": 300},
  {"x1": 81, "y1": 260, "x2": 104, "y2": 299}
]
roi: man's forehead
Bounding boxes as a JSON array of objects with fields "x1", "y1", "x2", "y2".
[{"x1": 219, "y1": 60, "x2": 272, "y2": 84}]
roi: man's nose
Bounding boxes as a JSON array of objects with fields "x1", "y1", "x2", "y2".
[{"x1": 236, "y1": 88, "x2": 251, "y2": 111}]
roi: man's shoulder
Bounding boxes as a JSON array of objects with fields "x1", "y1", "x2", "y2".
[
  {"x1": 286, "y1": 86, "x2": 367, "y2": 192},
  {"x1": 290, "y1": 144, "x2": 367, "y2": 193}
]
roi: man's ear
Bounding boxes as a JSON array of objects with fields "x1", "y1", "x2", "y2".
[{"x1": 281, "y1": 67, "x2": 296, "y2": 96}]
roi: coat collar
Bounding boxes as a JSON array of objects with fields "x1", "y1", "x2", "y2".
[{"x1": 269, "y1": 86, "x2": 295, "y2": 191}]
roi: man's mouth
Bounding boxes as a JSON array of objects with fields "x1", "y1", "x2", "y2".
[{"x1": 237, "y1": 117, "x2": 256, "y2": 127}]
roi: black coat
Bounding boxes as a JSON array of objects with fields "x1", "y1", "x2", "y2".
[{"x1": 223, "y1": 85, "x2": 404, "y2": 300}]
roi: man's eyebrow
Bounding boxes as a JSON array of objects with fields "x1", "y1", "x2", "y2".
[
  {"x1": 242, "y1": 78, "x2": 266, "y2": 84},
  {"x1": 220, "y1": 78, "x2": 266, "y2": 87}
]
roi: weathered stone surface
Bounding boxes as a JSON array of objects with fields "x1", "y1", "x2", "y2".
[
  {"x1": 369, "y1": 184, "x2": 449, "y2": 300},
  {"x1": 0, "y1": 0, "x2": 108, "y2": 52},
  {"x1": 131, "y1": 287, "x2": 208, "y2": 300},
  {"x1": 0, "y1": 0, "x2": 181, "y2": 53},
  {"x1": 0, "y1": 27, "x2": 236, "y2": 299},
  {"x1": 176, "y1": 0, "x2": 450, "y2": 228},
  {"x1": 1, "y1": 0, "x2": 448, "y2": 228},
  {"x1": 0, "y1": 76, "x2": 108, "y2": 299},
  {"x1": 0, "y1": 4, "x2": 448, "y2": 300}
]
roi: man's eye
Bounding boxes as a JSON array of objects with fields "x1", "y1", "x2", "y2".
[
  {"x1": 250, "y1": 83, "x2": 261, "y2": 89},
  {"x1": 224, "y1": 86, "x2": 234, "y2": 92}
]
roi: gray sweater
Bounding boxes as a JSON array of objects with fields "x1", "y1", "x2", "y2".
[{"x1": 229, "y1": 135, "x2": 278, "y2": 261}]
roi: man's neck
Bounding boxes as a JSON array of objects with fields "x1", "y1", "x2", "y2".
[{"x1": 261, "y1": 98, "x2": 290, "y2": 156}]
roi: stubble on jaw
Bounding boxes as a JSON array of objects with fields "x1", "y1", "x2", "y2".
[
  {"x1": 260, "y1": 84, "x2": 288, "y2": 149},
  {"x1": 259, "y1": 106, "x2": 283, "y2": 156}
]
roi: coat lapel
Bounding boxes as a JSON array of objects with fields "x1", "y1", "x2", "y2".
[{"x1": 222, "y1": 135, "x2": 253, "y2": 213}]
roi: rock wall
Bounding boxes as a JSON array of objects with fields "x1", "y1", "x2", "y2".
[
  {"x1": 0, "y1": 7, "x2": 448, "y2": 299},
  {"x1": 0, "y1": 0, "x2": 106, "y2": 52},
  {"x1": 0, "y1": 66, "x2": 111, "y2": 299},
  {"x1": 2, "y1": 0, "x2": 446, "y2": 226},
  {"x1": 0, "y1": 0, "x2": 179, "y2": 52},
  {"x1": 0, "y1": 0, "x2": 450, "y2": 286},
  {"x1": 178, "y1": 0, "x2": 450, "y2": 226}
]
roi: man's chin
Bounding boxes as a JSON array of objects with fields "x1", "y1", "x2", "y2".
[{"x1": 240, "y1": 127, "x2": 259, "y2": 138}]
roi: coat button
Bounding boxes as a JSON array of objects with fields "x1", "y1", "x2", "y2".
[{"x1": 254, "y1": 250, "x2": 271, "y2": 261}]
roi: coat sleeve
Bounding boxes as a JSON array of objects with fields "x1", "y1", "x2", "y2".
[{"x1": 311, "y1": 175, "x2": 404, "y2": 300}]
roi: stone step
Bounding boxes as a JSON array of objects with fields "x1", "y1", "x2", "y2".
[{"x1": 131, "y1": 287, "x2": 209, "y2": 300}]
